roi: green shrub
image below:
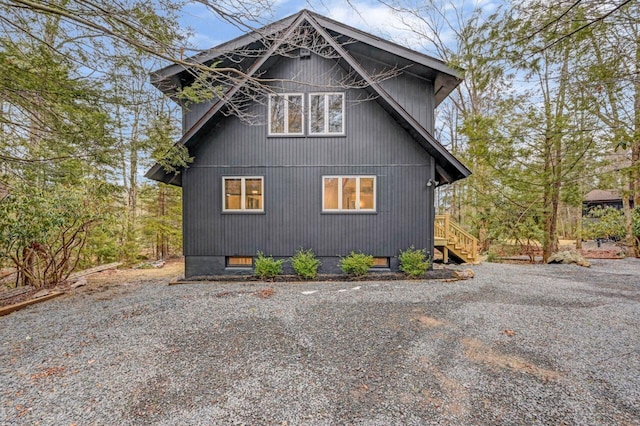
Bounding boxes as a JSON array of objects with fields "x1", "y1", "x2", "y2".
[
  {"x1": 254, "y1": 251, "x2": 284, "y2": 280},
  {"x1": 583, "y1": 206, "x2": 626, "y2": 240},
  {"x1": 398, "y1": 246, "x2": 431, "y2": 278},
  {"x1": 339, "y1": 251, "x2": 373, "y2": 277},
  {"x1": 485, "y1": 250, "x2": 498, "y2": 263},
  {"x1": 291, "y1": 248, "x2": 321, "y2": 279}
]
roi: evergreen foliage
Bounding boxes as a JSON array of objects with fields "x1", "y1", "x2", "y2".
[
  {"x1": 339, "y1": 252, "x2": 373, "y2": 277},
  {"x1": 254, "y1": 251, "x2": 284, "y2": 280},
  {"x1": 398, "y1": 246, "x2": 431, "y2": 278},
  {"x1": 0, "y1": 182, "x2": 112, "y2": 287},
  {"x1": 582, "y1": 207, "x2": 626, "y2": 241},
  {"x1": 290, "y1": 249, "x2": 321, "y2": 280}
]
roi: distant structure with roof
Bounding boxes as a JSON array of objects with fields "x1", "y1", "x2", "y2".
[{"x1": 583, "y1": 189, "x2": 633, "y2": 214}]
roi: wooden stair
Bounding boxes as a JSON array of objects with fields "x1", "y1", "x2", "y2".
[{"x1": 434, "y1": 214, "x2": 480, "y2": 264}]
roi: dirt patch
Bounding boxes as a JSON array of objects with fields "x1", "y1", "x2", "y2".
[
  {"x1": 0, "y1": 259, "x2": 184, "y2": 309},
  {"x1": 417, "y1": 356, "x2": 470, "y2": 417},
  {"x1": 416, "y1": 315, "x2": 445, "y2": 328},
  {"x1": 86, "y1": 258, "x2": 184, "y2": 288},
  {"x1": 462, "y1": 338, "x2": 560, "y2": 382}
]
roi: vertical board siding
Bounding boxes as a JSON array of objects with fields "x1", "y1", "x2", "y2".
[
  {"x1": 350, "y1": 53, "x2": 434, "y2": 132},
  {"x1": 182, "y1": 51, "x2": 436, "y2": 264},
  {"x1": 183, "y1": 165, "x2": 432, "y2": 257},
  {"x1": 183, "y1": 100, "x2": 217, "y2": 133}
]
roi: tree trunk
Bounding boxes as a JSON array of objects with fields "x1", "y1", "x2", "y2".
[
  {"x1": 623, "y1": 193, "x2": 633, "y2": 256},
  {"x1": 632, "y1": 39, "x2": 640, "y2": 256},
  {"x1": 575, "y1": 214, "x2": 582, "y2": 250}
]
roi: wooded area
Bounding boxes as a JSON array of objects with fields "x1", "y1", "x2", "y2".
[{"x1": 0, "y1": 0, "x2": 638, "y2": 287}]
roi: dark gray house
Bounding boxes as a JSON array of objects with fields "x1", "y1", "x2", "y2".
[{"x1": 146, "y1": 9, "x2": 471, "y2": 277}]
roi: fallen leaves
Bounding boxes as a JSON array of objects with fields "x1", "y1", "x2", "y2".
[
  {"x1": 30, "y1": 366, "x2": 66, "y2": 381},
  {"x1": 15, "y1": 404, "x2": 29, "y2": 417},
  {"x1": 501, "y1": 329, "x2": 516, "y2": 337},
  {"x1": 213, "y1": 288, "x2": 275, "y2": 299},
  {"x1": 254, "y1": 288, "x2": 275, "y2": 299}
]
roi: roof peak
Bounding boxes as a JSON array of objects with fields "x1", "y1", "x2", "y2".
[{"x1": 151, "y1": 8, "x2": 461, "y2": 89}]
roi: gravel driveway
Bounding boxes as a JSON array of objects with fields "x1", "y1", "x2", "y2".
[{"x1": 1, "y1": 259, "x2": 639, "y2": 425}]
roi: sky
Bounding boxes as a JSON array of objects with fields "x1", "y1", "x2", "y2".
[{"x1": 177, "y1": 0, "x2": 502, "y2": 60}]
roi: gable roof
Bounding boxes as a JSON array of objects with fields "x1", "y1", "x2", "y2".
[
  {"x1": 146, "y1": 9, "x2": 470, "y2": 186},
  {"x1": 583, "y1": 189, "x2": 622, "y2": 203}
]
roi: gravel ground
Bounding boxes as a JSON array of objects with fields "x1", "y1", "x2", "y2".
[{"x1": 1, "y1": 259, "x2": 639, "y2": 425}]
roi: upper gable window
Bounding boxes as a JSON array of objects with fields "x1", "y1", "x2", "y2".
[
  {"x1": 309, "y1": 93, "x2": 344, "y2": 135},
  {"x1": 269, "y1": 94, "x2": 303, "y2": 135}
]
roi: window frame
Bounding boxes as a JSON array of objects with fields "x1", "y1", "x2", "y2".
[
  {"x1": 372, "y1": 257, "x2": 390, "y2": 268},
  {"x1": 308, "y1": 92, "x2": 345, "y2": 136},
  {"x1": 226, "y1": 256, "x2": 254, "y2": 267},
  {"x1": 268, "y1": 93, "x2": 304, "y2": 136},
  {"x1": 222, "y1": 176, "x2": 265, "y2": 213},
  {"x1": 322, "y1": 175, "x2": 376, "y2": 213}
]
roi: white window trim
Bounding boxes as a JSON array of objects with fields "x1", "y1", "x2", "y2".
[
  {"x1": 222, "y1": 176, "x2": 264, "y2": 212},
  {"x1": 322, "y1": 175, "x2": 376, "y2": 212},
  {"x1": 268, "y1": 93, "x2": 304, "y2": 136},
  {"x1": 309, "y1": 92, "x2": 345, "y2": 135}
]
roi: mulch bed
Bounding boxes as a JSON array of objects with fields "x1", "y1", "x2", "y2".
[
  {"x1": 175, "y1": 269, "x2": 458, "y2": 284},
  {"x1": 0, "y1": 287, "x2": 40, "y2": 308},
  {"x1": 580, "y1": 249, "x2": 625, "y2": 259},
  {"x1": 0, "y1": 283, "x2": 72, "y2": 309}
]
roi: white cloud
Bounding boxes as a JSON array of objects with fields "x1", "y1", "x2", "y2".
[
  {"x1": 321, "y1": 1, "x2": 430, "y2": 49},
  {"x1": 303, "y1": 0, "x2": 459, "y2": 56},
  {"x1": 178, "y1": 0, "x2": 496, "y2": 56}
]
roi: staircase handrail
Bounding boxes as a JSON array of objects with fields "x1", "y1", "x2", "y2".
[{"x1": 435, "y1": 214, "x2": 478, "y2": 261}]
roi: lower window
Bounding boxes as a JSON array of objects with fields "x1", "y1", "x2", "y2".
[
  {"x1": 226, "y1": 256, "x2": 253, "y2": 267},
  {"x1": 372, "y1": 257, "x2": 390, "y2": 268},
  {"x1": 323, "y1": 176, "x2": 376, "y2": 212},
  {"x1": 223, "y1": 177, "x2": 263, "y2": 212}
]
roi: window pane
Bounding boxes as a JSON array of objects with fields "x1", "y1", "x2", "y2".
[
  {"x1": 310, "y1": 95, "x2": 325, "y2": 133},
  {"x1": 324, "y1": 178, "x2": 338, "y2": 209},
  {"x1": 245, "y1": 178, "x2": 263, "y2": 210},
  {"x1": 342, "y1": 178, "x2": 357, "y2": 210},
  {"x1": 270, "y1": 96, "x2": 285, "y2": 134},
  {"x1": 224, "y1": 179, "x2": 242, "y2": 210},
  {"x1": 328, "y1": 94, "x2": 343, "y2": 133},
  {"x1": 288, "y1": 95, "x2": 302, "y2": 133},
  {"x1": 227, "y1": 256, "x2": 253, "y2": 266},
  {"x1": 359, "y1": 178, "x2": 374, "y2": 209}
]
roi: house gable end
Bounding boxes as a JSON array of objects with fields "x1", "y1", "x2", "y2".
[
  {"x1": 189, "y1": 54, "x2": 434, "y2": 169},
  {"x1": 145, "y1": 10, "x2": 470, "y2": 185}
]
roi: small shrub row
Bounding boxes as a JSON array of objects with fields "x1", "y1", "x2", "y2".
[
  {"x1": 254, "y1": 249, "x2": 321, "y2": 280},
  {"x1": 253, "y1": 247, "x2": 431, "y2": 280}
]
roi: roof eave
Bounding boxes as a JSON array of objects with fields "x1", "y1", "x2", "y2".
[
  {"x1": 146, "y1": 10, "x2": 470, "y2": 185},
  {"x1": 145, "y1": 164, "x2": 183, "y2": 186},
  {"x1": 304, "y1": 17, "x2": 470, "y2": 183},
  {"x1": 150, "y1": 13, "x2": 301, "y2": 94}
]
